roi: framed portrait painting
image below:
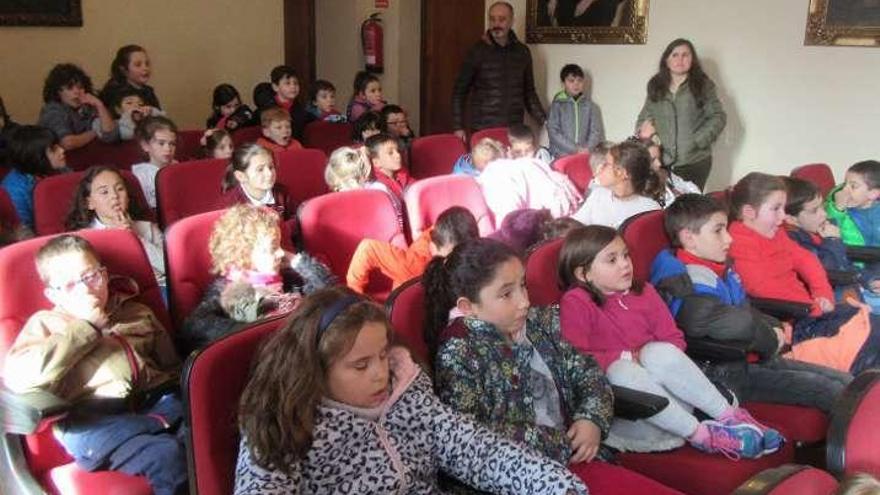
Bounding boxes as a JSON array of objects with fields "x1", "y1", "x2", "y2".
[
  {"x1": 805, "y1": 0, "x2": 880, "y2": 46},
  {"x1": 526, "y1": 0, "x2": 650, "y2": 44},
  {"x1": 0, "y1": 0, "x2": 82, "y2": 27}
]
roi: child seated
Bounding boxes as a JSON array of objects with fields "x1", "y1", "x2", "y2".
[
  {"x1": 38, "y1": 63, "x2": 117, "y2": 150},
  {"x1": 131, "y1": 116, "x2": 178, "y2": 209},
  {"x1": 651, "y1": 193, "x2": 850, "y2": 414},
  {"x1": 508, "y1": 123, "x2": 553, "y2": 165},
  {"x1": 1, "y1": 125, "x2": 68, "y2": 230},
  {"x1": 558, "y1": 225, "x2": 781, "y2": 457},
  {"x1": 452, "y1": 137, "x2": 504, "y2": 177},
  {"x1": 346, "y1": 70, "x2": 386, "y2": 122},
  {"x1": 180, "y1": 205, "x2": 333, "y2": 354},
  {"x1": 306, "y1": 79, "x2": 346, "y2": 123},
  {"x1": 206, "y1": 83, "x2": 255, "y2": 131},
  {"x1": 425, "y1": 239, "x2": 684, "y2": 493},
  {"x1": 641, "y1": 137, "x2": 701, "y2": 204},
  {"x1": 4, "y1": 235, "x2": 185, "y2": 494},
  {"x1": 65, "y1": 166, "x2": 165, "y2": 289},
  {"x1": 827, "y1": 160, "x2": 880, "y2": 248},
  {"x1": 255, "y1": 65, "x2": 307, "y2": 142},
  {"x1": 380, "y1": 104, "x2": 414, "y2": 151},
  {"x1": 346, "y1": 206, "x2": 479, "y2": 294},
  {"x1": 112, "y1": 86, "x2": 164, "y2": 141},
  {"x1": 728, "y1": 172, "x2": 880, "y2": 374},
  {"x1": 547, "y1": 63, "x2": 604, "y2": 158},
  {"x1": 571, "y1": 140, "x2": 663, "y2": 228},
  {"x1": 324, "y1": 146, "x2": 372, "y2": 192},
  {"x1": 351, "y1": 111, "x2": 382, "y2": 144},
  {"x1": 256, "y1": 107, "x2": 304, "y2": 153},
  {"x1": 234, "y1": 287, "x2": 588, "y2": 494},
  {"x1": 203, "y1": 128, "x2": 234, "y2": 160},
  {"x1": 365, "y1": 132, "x2": 413, "y2": 206}
]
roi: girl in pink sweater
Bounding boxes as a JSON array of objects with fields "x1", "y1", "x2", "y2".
[{"x1": 558, "y1": 225, "x2": 781, "y2": 458}]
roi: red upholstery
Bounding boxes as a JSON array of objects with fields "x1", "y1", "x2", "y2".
[
  {"x1": 827, "y1": 369, "x2": 880, "y2": 478},
  {"x1": 385, "y1": 278, "x2": 429, "y2": 364},
  {"x1": 791, "y1": 164, "x2": 835, "y2": 197},
  {"x1": 0, "y1": 165, "x2": 10, "y2": 182},
  {"x1": 469, "y1": 126, "x2": 509, "y2": 150},
  {"x1": 552, "y1": 152, "x2": 593, "y2": 194},
  {"x1": 175, "y1": 129, "x2": 207, "y2": 162},
  {"x1": 568, "y1": 460, "x2": 685, "y2": 495},
  {"x1": 0, "y1": 229, "x2": 170, "y2": 493},
  {"x1": 409, "y1": 134, "x2": 467, "y2": 179},
  {"x1": 403, "y1": 175, "x2": 495, "y2": 241},
  {"x1": 65, "y1": 140, "x2": 143, "y2": 171},
  {"x1": 733, "y1": 464, "x2": 838, "y2": 495},
  {"x1": 298, "y1": 189, "x2": 406, "y2": 301},
  {"x1": 303, "y1": 121, "x2": 355, "y2": 156},
  {"x1": 183, "y1": 316, "x2": 285, "y2": 495},
  {"x1": 32, "y1": 170, "x2": 152, "y2": 236},
  {"x1": 525, "y1": 238, "x2": 565, "y2": 306},
  {"x1": 155, "y1": 158, "x2": 227, "y2": 228},
  {"x1": 41, "y1": 463, "x2": 153, "y2": 495},
  {"x1": 273, "y1": 148, "x2": 330, "y2": 205},
  {"x1": 230, "y1": 125, "x2": 262, "y2": 146},
  {"x1": 0, "y1": 187, "x2": 21, "y2": 229},
  {"x1": 743, "y1": 402, "x2": 828, "y2": 444},
  {"x1": 165, "y1": 209, "x2": 226, "y2": 328},
  {"x1": 618, "y1": 210, "x2": 669, "y2": 283}
]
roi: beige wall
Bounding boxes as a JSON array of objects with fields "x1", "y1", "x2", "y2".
[
  {"x1": 495, "y1": 0, "x2": 880, "y2": 190},
  {"x1": 0, "y1": 0, "x2": 283, "y2": 129}
]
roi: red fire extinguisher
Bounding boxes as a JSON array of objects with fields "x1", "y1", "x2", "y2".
[{"x1": 361, "y1": 13, "x2": 384, "y2": 74}]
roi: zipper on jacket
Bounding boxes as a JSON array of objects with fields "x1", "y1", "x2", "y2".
[
  {"x1": 110, "y1": 333, "x2": 140, "y2": 388},
  {"x1": 573, "y1": 96, "x2": 580, "y2": 146}
]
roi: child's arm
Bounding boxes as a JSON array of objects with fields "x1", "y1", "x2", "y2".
[
  {"x1": 643, "y1": 284, "x2": 686, "y2": 350},
  {"x1": 345, "y1": 238, "x2": 413, "y2": 293},
  {"x1": 39, "y1": 103, "x2": 96, "y2": 150},
  {"x1": 788, "y1": 238, "x2": 835, "y2": 307},
  {"x1": 81, "y1": 93, "x2": 118, "y2": 143},
  {"x1": 233, "y1": 437, "x2": 302, "y2": 495},
  {"x1": 559, "y1": 290, "x2": 625, "y2": 369}
]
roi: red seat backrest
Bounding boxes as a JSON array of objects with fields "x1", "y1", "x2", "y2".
[
  {"x1": 230, "y1": 125, "x2": 263, "y2": 147},
  {"x1": 791, "y1": 163, "x2": 836, "y2": 197},
  {"x1": 175, "y1": 129, "x2": 207, "y2": 162},
  {"x1": 156, "y1": 158, "x2": 228, "y2": 229},
  {"x1": 183, "y1": 316, "x2": 285, "y2": 495},
  {"x1": 734, "y1": 465, "x2": 838, "y2": 495},
  {"x1": 165, "y1": 209, "x2": 226, "y2": 328},
  {"x1": 409, "y1": 134, "x2": 467, "y2": 179},
  {"x1": 552, "y1": 152, "x2": 593, "y2": 194},
  {"x1": 404, "y1": 175, "x2": 495, "y2": 241},
  {"x1": 298, "y1": 189, "x2": 406, "y2": 300},
  {"x1": 619, "y1": 210, "x2": 669, "y2": 283},
  {"x1": 33, "y1": 170, "x2": 152, "y2": 236},
  {"x1": 303, "y1": 121, "x2": 355, "y2": 156},
  {"x1": 273, "y1": 148, "x2": 330, "y2": 205},
  {"x1": 0, "y1": 187, "x2": 21, "y2": 229},
  {"x1": 828, "y1": 370, "x2": 880, "y2": 479},
  {"x1": 65, "y1": 140, "x2": 144, "y2": 171},
  {"x1": 470, "y1": 126, "x2": 509, "y2": 150},
  {"x1": 525, "y1": 238, "x2": 565, "y2": 306},
  {"x1": 385, "y1": 278, "x2": 429, "y2": 364}
]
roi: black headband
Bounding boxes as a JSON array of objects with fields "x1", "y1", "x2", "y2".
[{"x1": 315, "y1": 295, "x2": 361, "y2": 347}]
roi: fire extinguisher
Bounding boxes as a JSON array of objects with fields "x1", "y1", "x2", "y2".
[{"x1": 361, "y1": 13, "x2": 384, "y2": 74}]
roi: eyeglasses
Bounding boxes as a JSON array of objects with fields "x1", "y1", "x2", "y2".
[{"x1": 51, "y1": 266, "x2": 107, "y2": 293}]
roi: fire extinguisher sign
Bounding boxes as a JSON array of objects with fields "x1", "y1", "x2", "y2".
[{"x1": 375, "y1": 0, "x2": 389, "y2": 8}]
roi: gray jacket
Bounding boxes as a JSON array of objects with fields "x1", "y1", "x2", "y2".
[
  {"x1": 547, "y1": 90, "x2": 604, "y2": 157},
  {"x1": 38, "y1": 101, "x2": 118, "y2": 143}
]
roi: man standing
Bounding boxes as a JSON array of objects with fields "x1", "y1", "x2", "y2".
[{"x1": 452, "y1": 2, "x2": 546, "y2": 140}]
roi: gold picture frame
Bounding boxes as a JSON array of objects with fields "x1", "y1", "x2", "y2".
[
  {"x1": 526, "y1": 0, "x2": 650, "y2": 44},
  {"x1": 805, "y1": 0, "x2": 880, "y2": 47}
]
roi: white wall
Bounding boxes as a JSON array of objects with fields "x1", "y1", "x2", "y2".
[{"x1": 497, "y1": 0, "x2": 880, "y2": 190}]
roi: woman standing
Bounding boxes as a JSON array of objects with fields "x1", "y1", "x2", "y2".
[{"x1": 637, "y1": 39, "x2": 726, "y2": 190}]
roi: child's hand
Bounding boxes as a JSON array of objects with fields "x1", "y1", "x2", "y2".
[
  {"x1": 568, "y1": 419, "x2": 601, "y2": 464},
  {"x1": 818, "y1": 221, "x2": 841, "y2": 238},
  {"x1": 772, "y1": 326, "x2": 786, "y2": 351},
  {"x1": 86, "y1": 307, "x2": 110, "y2": 330},
  {"x1": 815, "y1": 297, "x2": 835, "y2": 314},
  {"x1": 834, "y1": 188, "x2": 851, "y2": 209},
  {"x1": 870, "y1": 280, "x2": 880, "y2": 294},
  {"x1": 107, "y1": 210, "x2": 132, "y2": 230},
  {"x1": 638, "y1": 120, "x2": 656, "y2": 139},
  {"x1": 80, "y1": 93, "x2": 103, "y2": 109}
]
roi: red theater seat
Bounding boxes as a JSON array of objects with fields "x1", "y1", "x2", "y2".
[
  {"x1": 733, "y1": 464, "x2": 838, "y2": 495},
  {"x1": 33, "y1": 170, "x2": 152, "y2": 236},
  {"x1": 409, "y1": 134, "x2": 467, "y2": 179},
  {"x1": 385, "y1": 277, "x2": 429, "y2": 364},
  {"x1": 155, "y1": 158, "x2": 227, "y2": 228},
  {"x1": 404, "y1": 175, "x2": 495, "y2": 241},
  {"x1": 0, "y1": 229, "x2": 170, "y2": 495},
  {"x1": 273, "y1": 148, "x2": 330, "y2": 205},
  {"x1": 469, "y1": 126, "x2": 509, "y2": 150},
  {"x1": 827, "y1": 369, "x2": 880, "y2": 479},
  {"x1": 230, "y1": 125, "x2": 262, "y2": 146},
  {"x1": 183, "y1": 316, "x2": 286, "y2": 495},
  {"x1": 791, "y1": 164, "x2": 835, "y2": 197},
  {"x1": 552, "y1": 152, "x2": 593, "y2": 194},
  {"x1": 0, "y1": 187, "x2": 21, "y2": 230},
  {"x1": 175, "y1": 130, "x2": 207, "y2": 162},
  {"x1": 65, "y1": 140, "x2": 144, "y2": 171},
  {"x1": 303, "y1": 121, "x2": 354, "y2": 156}
]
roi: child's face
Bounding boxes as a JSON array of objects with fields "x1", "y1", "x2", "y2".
[
  {"x1": 43, "y1": 250, "x2": 109, "y2": 320},
  {"x1": 263, "y1": 119, "x2": 292, "y2": 146},
  {"x1": 563, "y1": 75, "x2": 585, "y2": 97},
  {"x1": 212, "y1": 135, "x2": 234, "y2": 160},
  {"x1": 141, "y1": 129, "x2": 176, "y2": 166},
  {"x1": 648, "y1": 145, "x2": 663, "y2": 171},
  {"x1": 117, "y1": 95, "x2": 146, "y2": 116},
  {"x1": 384, "y1": 112, "x2": 410, "y2": 138},
  {"x1": 124, "y1": 51, "x2": 151, "y2": 86},
  {"x1": 844, "y1": 171, "x2": 879, "y2": 209},
  {"x1": 45, "y1": 144, "x2": 66, "y2": 170},
  {"x1": 744, "y1": 190, "x2": 787, "y2": 239},
  {"x1": 59, "y1": 83, "x2": 86, "y2": 109},
  {"x1": 235, "y1": 151, "x2": 276, "y2": 198},
  {"x1": 87, "y1": 170, "x2": 130, "y2": 222},
  {"x1": 249, "y1": 230, "x2": 284, "y2": 274},
  {"x1": 459, "y1": 257, "x2": 530, "y2": 340},
  {"x1": 508, "y1": 139, "x2": 536, "y2": 159},
  {"x1": 788, "y1": 195, "x2": 828, "y2": 234},
  {"x1": 372, "y1": 141, "x2": 401, "y2": 175},
  {"x1": 326, "y1": 320, "x2": 391, "y2": 408},
  {"x1": 596, "y1": 152, "x2": 624, "y2": 188},
  {"x1": 581, "y1": 236, "x2": 634, "y2": 294},
  {"x1": 314, "y1": 89, "x2": 336, "y2": 113},
  {"x1": 219, "y1": 97, "x2": 241, "y2": 117},
  {"x1": 363, "y1": 81, "x2": 383, "y2": 106},
  {"x1": 273, "y1": 75, "x2": 300, "y2": 102},
  {"x1": 683, "y1": 212, "x2": 732, "y2": 263},
  {"x1": 472, "y1": 151, "x2": 495, "y2": 172}
]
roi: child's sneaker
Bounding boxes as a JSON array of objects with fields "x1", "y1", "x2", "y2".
[
  {"x1": 690, "y1": 420, "x2": 765, "y2": 460},
  {"x1": 721, "y1": 407, "x2": 785, "y2": 455}
]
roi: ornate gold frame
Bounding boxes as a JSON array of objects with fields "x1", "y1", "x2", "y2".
[
  {"x1": 526, "y1": 0, "x2": 649, "y2": 44},
  {"x1": 805, "y1": 0, "x2": 880, "y2": 47}
]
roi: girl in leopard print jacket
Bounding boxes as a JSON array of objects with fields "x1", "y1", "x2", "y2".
[{"x1": 234, "y1": 287, "x2": 587, "y2": 495}]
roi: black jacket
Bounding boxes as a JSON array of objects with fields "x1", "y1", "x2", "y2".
[{"x1": 451, "y1": 30, "x2": 546, "y2": 132}]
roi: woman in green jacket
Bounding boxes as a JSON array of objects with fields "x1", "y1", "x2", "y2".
[{"x1": 637, "y1": 38, "x2": 726, "y2": 190}]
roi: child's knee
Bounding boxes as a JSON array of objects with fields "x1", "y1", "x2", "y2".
[
  {"x1": 607, "y1": 358, "x2": 649, "y2": 385},
  {"x1": 639, "y1": 342, "x2": 687, "y2": 370}
]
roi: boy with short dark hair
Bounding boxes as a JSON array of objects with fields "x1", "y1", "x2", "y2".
[
  {"x1": 507, "y1": 123, "x2": 552, "y2": 164},
  {"x1": 547, "y1": 63, "x2": 603, "y2": 159},
  {"x1": 256, "y1": 107, "x2": 304, "y2": 153},
  {"x1": 4, "y1": 235, "x2": 185, "y2": 494},
  {"x1": 306, "y1": 79, "x2": 346, "y2": 123},
  {"x1": 650, "y1": 194, "x2": 850, "y2": 414},
  {"x1": 380, "y1": 104, "x2": 414, "y2": 150},
  {"x1": 827, "y1": 160, "x2": 880, "y2": 248},
  {"x1": 253, "y1": 65, "x2": 307, "y2": 142}
]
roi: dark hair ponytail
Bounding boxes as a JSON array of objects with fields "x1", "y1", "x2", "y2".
[
  {"x1": 612, "y1": 140, "x2": 666, "y2": 205},
  {"x1": 223, "y1": 143, "x2": 272, "y2": 192}
]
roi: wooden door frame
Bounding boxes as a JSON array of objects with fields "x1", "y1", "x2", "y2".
[{"x1": 283, "y1": 0, "x2": 316, "y2": 85}]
